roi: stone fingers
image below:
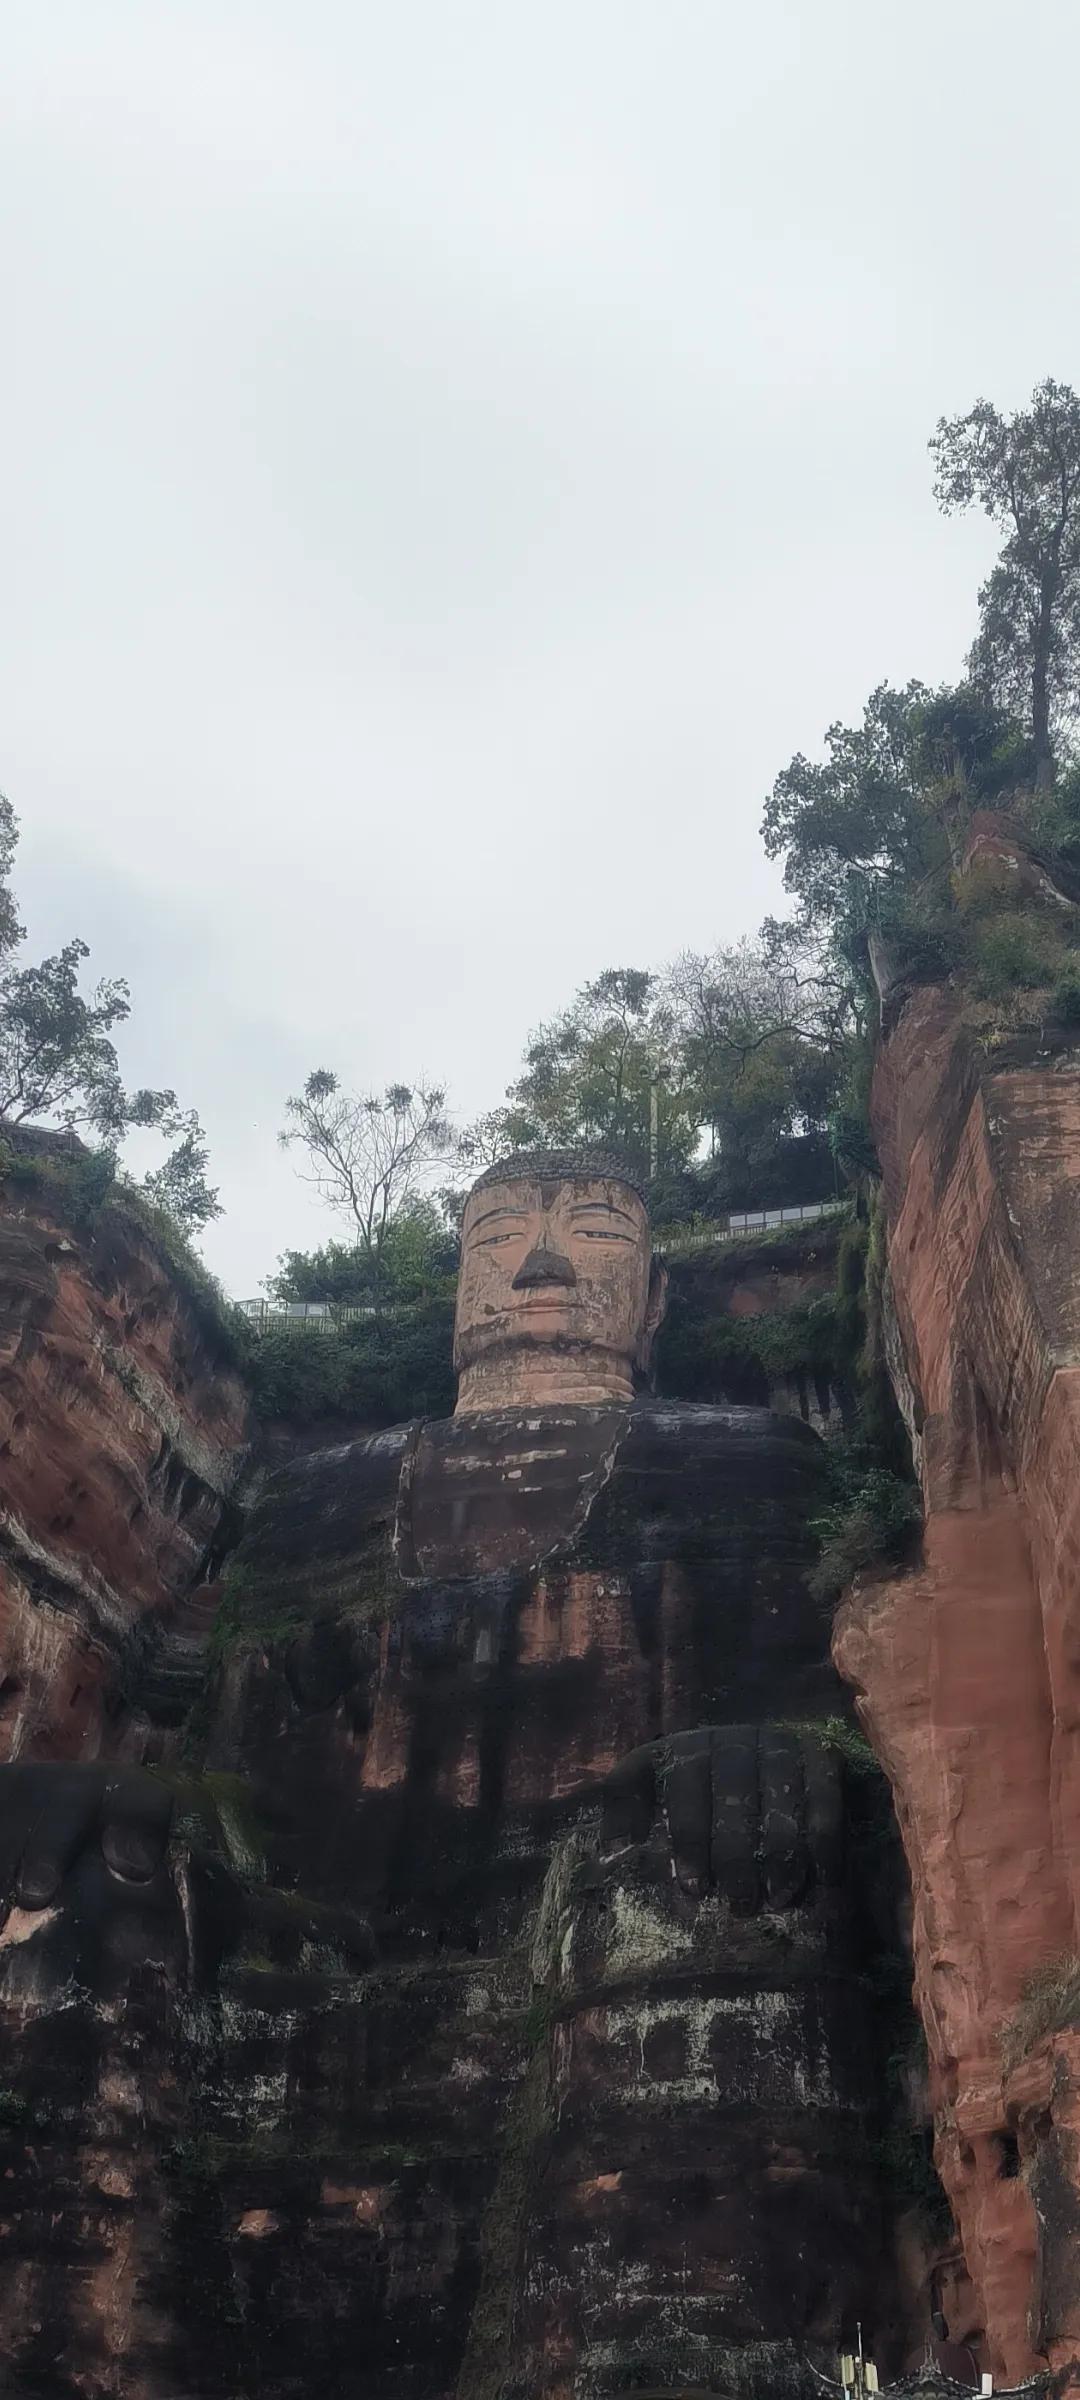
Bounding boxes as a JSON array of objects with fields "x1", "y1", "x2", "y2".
[
  {"x1": 602, "y1": 1722, "x2": 845, "y2": 1914},
  {"x1": 10, "y1": 1764, "x2": 105, "y2": 1909},
  {"x1": 758, "y1": 1727, "x2": 810, "y2": 1910},
  {"x1": 662, "y1": 1730, "x2": 713, "y2": 1895},
  {"x1": 600, "y1": 1743, "x2": 658, "y2": 1850},
  {"x1": 100, "y1": 1770, "x2": 175, "y2": 1885},
  {"x1": 801, "y1": 1732, "x2": 843, "y2": 1887},
  {"x1": 0, "y1": 1766, "x2": 34, "y2": 1912},
  {"x1": 709, "y1": 1726, "x2": 761, "y2": 1913}
]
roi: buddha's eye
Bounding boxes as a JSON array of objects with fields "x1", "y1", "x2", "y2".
[
  {"x1": 476, "y1": 1228, "x2": 524, "y2": 1248},
  {"x1": 578, "y1": 1228, "x2": 633, "y2": 1242}
]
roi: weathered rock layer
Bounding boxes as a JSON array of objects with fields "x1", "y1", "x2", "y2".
[
  {"x1": 835, "y1": 956, "x2": 1080, "y2": 2381},
  {"x1": 0, "y1": 1156, "x2": 250, "y2": 1760}
]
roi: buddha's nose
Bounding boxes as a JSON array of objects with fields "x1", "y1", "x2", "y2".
[{"x1": 512, "y1": 1237, "x2": 576, "y2": 1291}]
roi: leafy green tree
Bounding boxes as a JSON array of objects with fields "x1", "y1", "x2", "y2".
[
  {"x1": 464, "y1": 967, "x2": 696, "y2": 1181},
  {"x1": 664, "y1": 931, "x2": 847, "y2": 1197},
  {"x1": 280, "y1": 1073, "x2": 453, "y2": 1298},
  {"x1": 0, "y1": 793, "x2": 219, "y2": 1230},
  {"x1": 268, "y1": 1199, "x2": 458, "y2": 1308},
  {"x1": 931, "y1": 380, "x2": 1080, "y2": 790},
  {"x1": 140, "y1": 1123, "x2": 221, "y2": 1234},
  {"x1": 761, "y1": 681, "x2": 1030, "y2": 963},
  {"x1": 248, "y1": 1295, "x2": 456, "y2": 1426}
]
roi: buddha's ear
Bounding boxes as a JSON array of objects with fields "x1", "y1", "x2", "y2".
[{"x1": 636, "y1": 1255, "x2": 668, "y2": 1382}]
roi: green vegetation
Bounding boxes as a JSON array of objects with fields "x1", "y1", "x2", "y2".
[
  {"x1": 656, "y1": 1273, "x2": 845, "y2": 1408},
  {"x1": 1000, "y1": 1954, "x2": 1080, "y2": 2077},
  {"x1": 809, "y1": 1460, "x2": 921, "y2": 1605},
  {"x1": 809, "y1": 1208, "x2": 921, "y2": 1602},
  {"x1": 267, "y1": 1198, "x2": 458, "y2": 1308},
  {"x1": 458, "y1": 945, "x2": 845, "y2": 1207},
  {"x1": 245, "y1": 1289, "x2": 455, "y2": 1423},
  {"x1": 871, "y1": 2125, "x2": 954, "y2": 2238},
  {"x1": 458, "y1": 965, "x2": 695, "y2": 1187},
  {"x1": 931, "y1": 380, "x2": 1080, "y2": 793},
  {"x1": 0, "y1": 792, "x2": 219, "y2": 1231},
  {"x1": 267, "y1": 388, "x2": 1080, "y2": 1325},
  {"x1": 0, "y1": 1133, "x2": 249, "y2": 1366},
  {"x1": 204, "y1": 1564, "x2": 311, "y2": 1664},
  {"x1": 279, "y1": 1073, "x2": 453, "y2": 1300},
  {"x1": 786, "y1": 1714, "x2": 882, "y2": 1778}
]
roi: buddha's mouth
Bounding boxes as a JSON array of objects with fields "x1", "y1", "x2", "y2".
[{"x1": 475, "y1": 1297, "x2": 586, "y2": 1330}]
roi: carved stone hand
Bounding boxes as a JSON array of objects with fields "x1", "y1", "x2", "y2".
[{"x1": 600, "y1": 1722, "x2": 843, "y2": 1912}]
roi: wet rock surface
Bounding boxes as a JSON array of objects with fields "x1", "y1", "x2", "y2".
[{"x1": 0, "y1": 1369, "x2": 915, "y2": 2398}]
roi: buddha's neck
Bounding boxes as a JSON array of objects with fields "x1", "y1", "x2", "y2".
[{"x1": 454, "y1": 1348, "x2": 634, "y2": 1414}]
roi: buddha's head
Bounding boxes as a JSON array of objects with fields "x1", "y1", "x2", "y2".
[{"x1": 453, "y1": 1150, "x2": 667, "y2": 1413}]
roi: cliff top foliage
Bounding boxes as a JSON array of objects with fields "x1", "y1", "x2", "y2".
[
  {"x1": 277, "y1": 387, "x2": 1080, "y2": 1305},
  {"x1": 0, "y1": 795, "x2": 219, "y2": 1235},
  {"x1": 1000, "y1": 1954, "x2": 1080, "y2": 2077},
  {"x1": 9, "y1": 376, "x2": 1080, "y2": 1451},
  {"x1": 0, "y1": 1131, "x2": 250, "y2": 1371}
]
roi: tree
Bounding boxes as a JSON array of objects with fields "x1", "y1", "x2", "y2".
[
  {"x1": 280, "y1": 1073, "x2": 454, "y2": 1296},
  {"x1": 268, "y1": 1201, "x2": 459, "y2": 1309},
  {"x1": 931, "y1": 380, "x2": 1080, "y2": 790},
  {"x1": 0, "y1": 794, "x2": 219, "y2": 1231},
  {"x1": 665, "y1": 931, "x2": 847, "y2": 1192},
  {"x1": 140, "y1": 1121, "x2": 221, "y2": 1234},
  {"x1": 465, "y1": 967, "x2": 696, "y2": 1182},
  {"x1": 761, "y1": 680, "x2": 1029, "y2": 962}
]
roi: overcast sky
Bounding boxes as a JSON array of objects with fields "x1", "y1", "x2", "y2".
[{"x1": 1, "y1": 0, "x2": 1072, "y2": 1293}]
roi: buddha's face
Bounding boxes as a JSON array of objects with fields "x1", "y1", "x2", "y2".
[{"x1": 454, "y1": 1170, "x2": 665, "y2": 1409}]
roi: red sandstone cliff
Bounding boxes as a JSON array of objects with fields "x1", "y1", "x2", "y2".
[
  {"x1": 834, "y1": 866, "x2": 1080, "y2": 2381},
  {"x1": 0, "y1": 1146, "x2": 251, "y2": 1761}
]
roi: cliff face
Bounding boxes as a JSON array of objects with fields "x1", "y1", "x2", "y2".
[
  {"x1": 0, "y1": 1346, "x2": 913, "y2": 2399},
  {"x1": 658, "y1": 1216, "x2": 849, "y2": 1430},
  {"x1": 0, "y1": 1160, "x2": 251, "y2": 1760},
  {"x1": 834, "y1": 963, "x2": 1080, "y2": 2381},
  {"x1": 0, "y1": 1144, "x2": 955, "y2": 2400}
]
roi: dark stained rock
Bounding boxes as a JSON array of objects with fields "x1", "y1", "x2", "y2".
[{"x1": 0, "y1": 1351, "x2": 915, "y2": 2393}]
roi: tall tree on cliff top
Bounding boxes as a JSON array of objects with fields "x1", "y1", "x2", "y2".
[
  {"x1": 761, "y1": 680, "x2": 1032, "y2": 958},
  {"x1": 665, "y1": 929, "x2": 850, "y2": 1176},
  {"x1": 280, "y1": 1073, "x2": 454, "y2": 1298},
  {"x1": 0, "y1": 793, "x2": 220, "y2": 1230},
  {"x1": 460, "y1": 967, "x2": 697, "y2": 1183},
  {"x1": 931, "y1": 379, "x2": 1080, "y2": 791}
]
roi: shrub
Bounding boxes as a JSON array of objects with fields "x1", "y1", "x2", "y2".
[
  {"x1": 969, "y1": 912, "x2": 1062, "y2": 999},
  {"x1": 1000, "y1": 1954, "x2": 1080, "y2": 2077},
  {"x1": 891, "y1": 892, "x2": 966, "y2": 981},
  {"x1": 809, "y1": 1464, "x2": 921, "y2": 1603},
  {"x1": 952, "y1": 857, "x2": 1029, "y2": 918},
  {"x1": 246, "y1": 1294, "x2": 456, "y2": 1425},
  {"x1": 1052, "y1": 966, "x2": 1080, "y2": 1024},
  {"x1": 655, "y1": 1267, "x2": 848, "y2": 1409},
  {"x1": 0, "y1": 1135, "x2": 248, "y2": 1367}
]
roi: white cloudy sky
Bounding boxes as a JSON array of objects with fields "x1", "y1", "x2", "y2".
[{"x1": 1, "y1": 0, "x2": 1072, "y2": 1293}]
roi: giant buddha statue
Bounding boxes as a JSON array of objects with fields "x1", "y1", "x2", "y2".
[{"x1": 0, "y1": 1150, "x2": 908, "y2": 2400}]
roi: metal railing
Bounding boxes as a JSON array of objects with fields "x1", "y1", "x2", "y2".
[
  {"x1": 241, "y1": 1297, "x2": 381, "y2": 1333},
  {"x1": 654, "y1": 1198, "x2": 848, "y2": 1256}
]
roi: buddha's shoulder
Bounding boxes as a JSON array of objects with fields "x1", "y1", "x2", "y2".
[
  {"x1": 616, "y1": 1399, "x2": 826, "y2": 1488},
  {"x1": 240, "y1": 1422, "x2": 416, "y2": 1576}
]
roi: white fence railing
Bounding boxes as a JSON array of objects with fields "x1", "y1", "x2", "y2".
[
  {"x1": 655, "y1": 1198, "x2": 847, "y2": 1256},
  {"x1": 241, "y1": 1297, "x2": 381, "y2": 1332}
]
